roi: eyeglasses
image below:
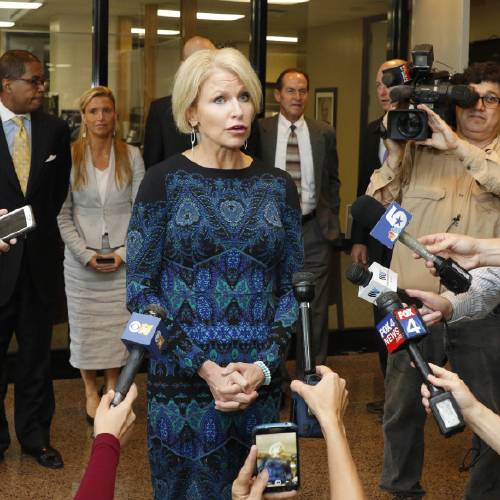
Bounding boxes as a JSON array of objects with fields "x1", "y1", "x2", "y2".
[
  {"x1": 478, "y1": 94, "x2": 500, "y2": 108},
  {"x1": 12, "y1": 77, "x2": 49, "y2": 89}
]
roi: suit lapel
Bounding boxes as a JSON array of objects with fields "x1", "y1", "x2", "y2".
[
  {"x1": 261, "y1": 116, "x2": 278, "y2": 166},
  {"x1": 306, "y1": 118, "x2": 324, "y2": 194},
  {"x1": 0, "y1": 120, "x2": 24, "y2": 196},
  {"x1": 102, "y1": 146, "x2": 116, "y2": 206},
  {"x1": 26, "y1": 111, "x2": 46, "y2": 198}
]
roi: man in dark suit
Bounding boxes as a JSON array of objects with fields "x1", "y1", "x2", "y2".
[
  {"x1": 257, "y1": 69, "x2": 340, "y2": 370},
  {"x1": 143, "y1": 36, "x2": 215, "y2": 168},
  {"x1": 0, "y1": 50, "x2": 71, "y2": 468},
  {"x1": 350, "y1": 58, "x2": 406, "y2": 417}
]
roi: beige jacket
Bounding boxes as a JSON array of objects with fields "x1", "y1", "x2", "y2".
[{"x1": 366, "y1": 137, "x2": 500, "y2": 292}]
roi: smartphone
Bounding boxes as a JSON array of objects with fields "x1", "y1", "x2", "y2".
[
  {"x1": 253, "y1": 422, "x2": 300, "y2": 493},
  {"x1": 96, "y1": 257, "x2": 115, "y2": 265},
  {"x1": 0, "y1": 205, "x2": 36, "y2": 241}
]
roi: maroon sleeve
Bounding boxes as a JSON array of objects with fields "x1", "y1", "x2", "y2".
[{"x1": 74, "y1": 433, "x2": 121, "y2": 500}]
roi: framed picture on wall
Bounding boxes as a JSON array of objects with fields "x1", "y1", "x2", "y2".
[
  {"x1": 314, "y1": 87, "x2": 337, "y2": 128},
  {"x1": 264, "y1": 83, "x2": 280, "y2": 118}
]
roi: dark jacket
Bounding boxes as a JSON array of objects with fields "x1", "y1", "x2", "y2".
[
  {"x1": 143, "y1": 96, "x2": 191, "y2": 169},
  {"x1": 0, "y1": 109, "x2": 71, "y2": 306}
]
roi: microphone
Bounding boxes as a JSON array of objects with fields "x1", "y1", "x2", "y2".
[
  {"x1": 449, "y1": 84, "x2": 480, "y2": 108},
  {"x1": 375, "y1": 291, "x2": 465, "y2": 437},
  {"x1": 389, "y1": 85, "x2": 413, "y2": 102},
  {"x1": 111, "y1": 304, "x2": 167, "y2": 407},
  {"x1": 351, "y1": 195, "x2": 472, "y2": 294},
  {"x1": 346, "y1": 262, "x2": 423, "y2": 308},
  {"x1": 290, "y1": 272, "x2": 322, "y2": 438}
]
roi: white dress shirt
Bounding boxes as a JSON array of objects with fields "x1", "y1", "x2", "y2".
[{"x1": 274, "y1": 113, "x2": 316, "y2": 215}]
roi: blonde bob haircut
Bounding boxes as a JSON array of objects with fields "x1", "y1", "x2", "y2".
[{"x1": 172, "y1": 47, "x2": 262, "y2": 134}]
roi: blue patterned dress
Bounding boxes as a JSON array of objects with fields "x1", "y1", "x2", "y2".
[{"x1": 126, "y1": 155, "x2": 303, "y2": 499}]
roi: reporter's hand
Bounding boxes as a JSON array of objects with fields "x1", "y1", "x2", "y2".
[
  {"x1": 350, "y1": 244, "x2": 368, "y2": 265},
  {"x1": 421, "y1": 363, "x2": 478, "y2": 419},
  {"x1": 94, "y1": 383, "x2": 137, "y2": 446},
  {"x1": 198, "y1": 360, "x2": 257, "y2": 412},
  {"x1": 291, "y1": 365, "x2": 348, "y2": 431},
  {"x1": 404, "y1": 289, "x2": 453, "y2": 326},
  {"x1": 415, "y1": 233, "x2": 482, "y2": 271},
  {"x1": 232, "y1": 445, "x2": 297, "y2": 500},
  {"x1": 0, "y1": 209, "x2": 17, "y2": 252},
  {"x1": 415, "y1": 104, "x2": 460, "y2": 151}
]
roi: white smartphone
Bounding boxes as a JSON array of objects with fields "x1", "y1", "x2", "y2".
[{"x1": 0, "y1": 205, "x2": 36, "y2": 241}]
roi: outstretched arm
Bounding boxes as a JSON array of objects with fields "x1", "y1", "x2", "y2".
[
  {"x1": 291, "y1": 366, "x2": 366, "y2": 500},
  {"x1": 421, "y1": 364, "x2": 500, "y2": 454}
]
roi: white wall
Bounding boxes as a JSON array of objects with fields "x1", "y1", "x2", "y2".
[{"x1": 411, "y1": 0, "x2": 470, "y2": 73}]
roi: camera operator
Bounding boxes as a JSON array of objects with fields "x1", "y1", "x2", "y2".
[{"x1": 366, "y1": 61, "x2": 500, "y2": 500}]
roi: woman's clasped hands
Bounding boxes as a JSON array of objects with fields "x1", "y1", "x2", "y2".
[{"x1": 199, "y1": 360, "x2": 265, "y2": 412}]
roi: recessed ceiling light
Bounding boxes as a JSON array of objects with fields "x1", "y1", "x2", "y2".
[
  {"x1": 157, "y1": 29, "x2": 180, "y2": 36},
  {"x1": 218, "y1": 0, "x2": 308, "y2": 4},
  {"x1": 0, "y1": 20, "x2": 14, "y2": 26},
  {"x1": 267, "y1": 35, "x2": 298, "y2": 43},
  {"x1": 157, "y1": 9, "x2": 244, "y2": 21},
  {"x1": 131, "y1": 27, "x2": 180, "y2": 36},
  {"x1": 0, "y1": 2, "x2": 42, "y2": 9}
]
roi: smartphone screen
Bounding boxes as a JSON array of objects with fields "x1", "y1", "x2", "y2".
[
  {"x1": 254, "y1": 423, "x2": 299, "y2": 492},
  {"x1": 96, "y1": 257, "x2": 115, "y2": 265},
  {"x1": 0, "y1": 207, "x2": 33, "y2": 240}
]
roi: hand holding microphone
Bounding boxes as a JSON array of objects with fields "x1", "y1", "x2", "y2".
[
  {"x1": 351, "y1": 195, "x2": 472, "y2": 294},
  {"x1": 416, "y1": 233, "x2": 500, "y2": 270},
  {"x1": 112, "y1": 304, "x2": 167, "y2": 407},
  {"x1": 375, "y1": 291, "x2": 465, "y2": 437}
]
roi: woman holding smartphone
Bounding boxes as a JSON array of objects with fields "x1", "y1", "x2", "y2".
[{"x1": 58, "y1": 86, "x2": 144, "y2": 424}]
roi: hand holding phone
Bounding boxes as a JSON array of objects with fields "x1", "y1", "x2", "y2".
[
  {"x1": 252, "y1": 422, "x2": 300, "y2": 494},
  {"x1": 88, "y1": 253, "x2": 122, "y2": 272},
  {"x1": 232, "y1": 445, "x2": 297, "y2": 500},
  {"x1": 0, "y1": 206, "x2": 36, "y2": 243}
]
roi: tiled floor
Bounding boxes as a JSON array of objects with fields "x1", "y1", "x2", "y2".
[{"x1": 0, "y1": 353, "x2": 470, "y2": 499}]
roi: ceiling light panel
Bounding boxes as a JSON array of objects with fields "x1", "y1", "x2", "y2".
[{"x1": 0, "y1": 2, "x2": 42, "y2": 8}]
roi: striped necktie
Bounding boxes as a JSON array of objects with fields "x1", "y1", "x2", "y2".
[
  {"x1": 286, "y1": 124, "x2": 301, "y2": 196},
  {"x1": 11, "y1": 116, "x2": 31, "y2": 195}
]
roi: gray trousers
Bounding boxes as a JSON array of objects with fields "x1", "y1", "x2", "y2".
[
  {"x1": 294, "y1": 218, "x2": 332, "y2": 376},
  {"x1": 381, "y1": 317, "x2": 500, "y2": 499}
]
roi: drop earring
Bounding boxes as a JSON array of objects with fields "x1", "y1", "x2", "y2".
[
  {"x1": 190, "y1": 125, "x2": 197, "y2": 152},
  {"x1": 244, "y1": 139, "x2": 248, "y2": 150}
]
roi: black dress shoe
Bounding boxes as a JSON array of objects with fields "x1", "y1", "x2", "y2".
[{"x1": 22, "y1": 445, "x2": 64, "y2": 469}]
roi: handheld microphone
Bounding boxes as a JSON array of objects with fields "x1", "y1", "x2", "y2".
[
  {"x1": 346, "y1": 262, "x2": 423, "y2": 308},
  {"x1": 290, "y1": 272, "x2": 322, "y2": 438},
  {"x1": 111, "y1": 304, "x2": 167, "y2": 407},
  {"x1": 376, "y1": 291, "x2": 465, "y2": 437},
  {"x1": 351, "y1": 195, "x2": 472, "y2": 294}
]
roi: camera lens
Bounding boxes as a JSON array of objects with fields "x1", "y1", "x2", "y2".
[{"x1": 397, "y1": 111, "x2": 425, "y2": 139}]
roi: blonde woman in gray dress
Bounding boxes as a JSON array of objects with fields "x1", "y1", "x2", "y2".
[{"x1": 57, "y1": 87, "x2": 144, "y2": 424}]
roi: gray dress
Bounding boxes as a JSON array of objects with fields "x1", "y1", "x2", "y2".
[{"x1": 57, "y1": 144, "x2": 145, "y2": 370}]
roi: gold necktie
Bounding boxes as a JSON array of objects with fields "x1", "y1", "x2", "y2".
[{"x1": 12, "y1": 116, "x2": 31, "y2": 195}]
